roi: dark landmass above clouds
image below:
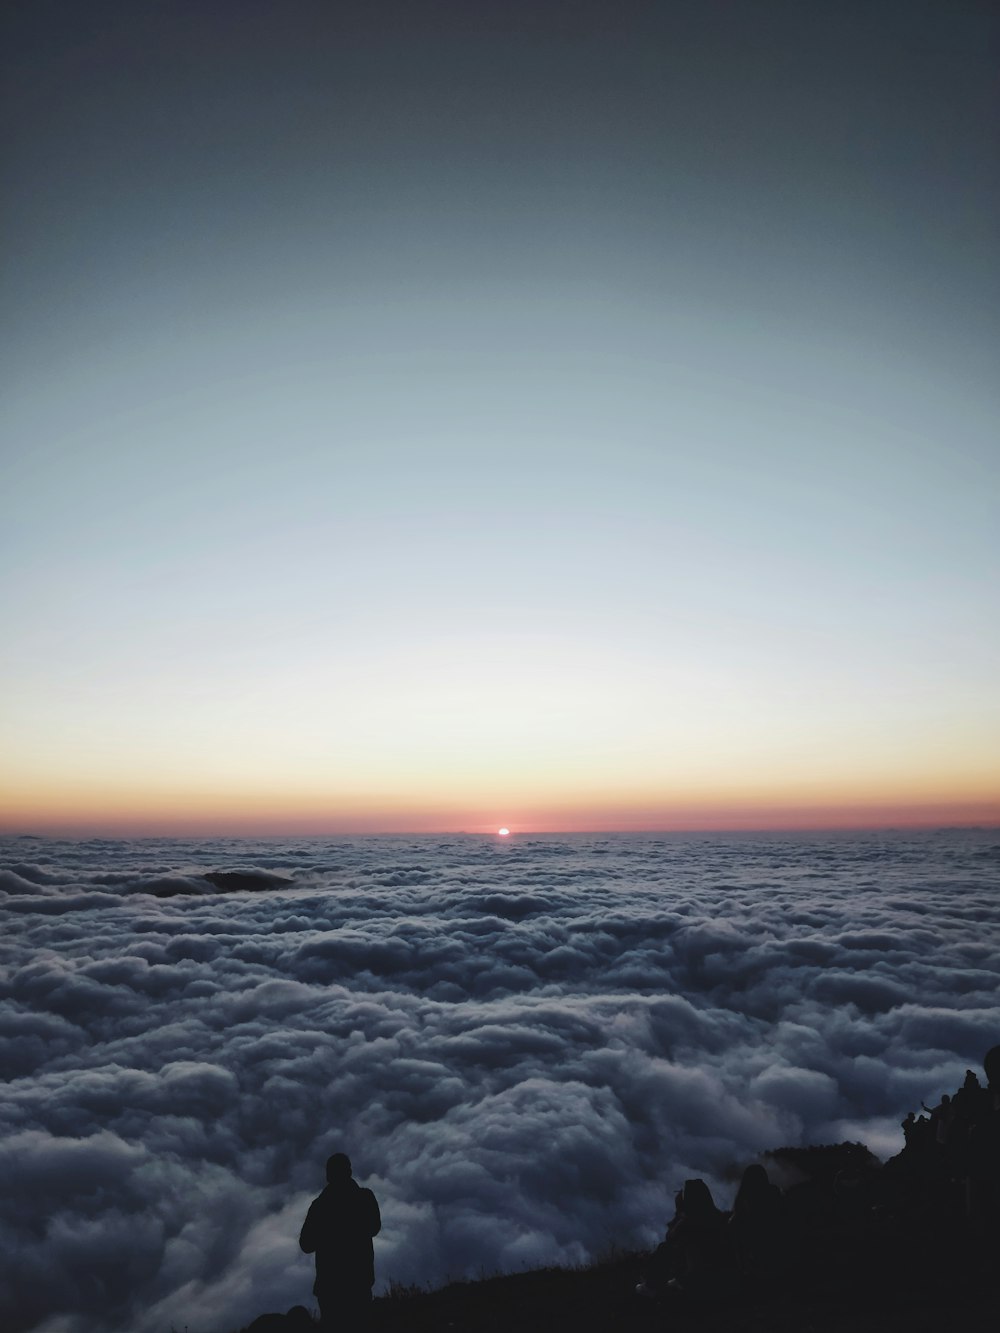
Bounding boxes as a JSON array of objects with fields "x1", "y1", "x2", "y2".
[
  {"x1": 1, "y1": 831, "x2": 998, "y2": 1333},
  {"x1": 2, "y1": 862, "x2": 295, "y2": 898},
  {"x1": 195, "y1": 869, "x2": 295, "y2": 895}
]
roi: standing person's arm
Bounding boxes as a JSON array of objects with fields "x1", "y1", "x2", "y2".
[
  {"x1": 363, "y1": 1190, "x2": 381, "y2": 1237},
  {"x1": 300, "y1": 1197, "x2": 322, "y2": 1253}
]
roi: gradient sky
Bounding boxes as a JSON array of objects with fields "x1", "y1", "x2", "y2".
[{"x1": 3, "y1": 0, "x2": 998, "y2": 834}]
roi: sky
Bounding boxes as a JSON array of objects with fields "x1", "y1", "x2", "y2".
[{"x1": 3, "y1": 0, "x2": 999, "y2": 835}]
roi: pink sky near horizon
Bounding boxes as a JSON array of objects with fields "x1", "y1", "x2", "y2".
[{"x1": 3, "y1": 791, "x2": 997, "y2": 839}]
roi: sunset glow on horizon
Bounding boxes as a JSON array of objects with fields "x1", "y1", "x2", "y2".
[
  {"x1": 3, "y1": 2, "x2": 998, "y2": 841},
  {"x1": 2, "y1": 621, "x2": 997, "y2": 834},
  {"x1": 3, "y1": 774, "x2": 998, "y2": 840}
]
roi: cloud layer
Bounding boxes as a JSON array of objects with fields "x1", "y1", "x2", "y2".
[{"x1": 2, "y1": 830, "x2": 998, "y2": 1332}]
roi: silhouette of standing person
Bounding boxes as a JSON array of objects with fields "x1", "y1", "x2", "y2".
[{"x1": 299, "y1": 1153, "x2": 381, "y2": 1332}]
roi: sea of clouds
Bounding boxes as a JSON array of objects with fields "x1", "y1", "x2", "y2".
[{"x1": 2, "y1": 829, "x2": 998, "y2": 1333}]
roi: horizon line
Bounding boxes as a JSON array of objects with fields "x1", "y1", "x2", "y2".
[{"x1": 3, "y1": 819, "x2": 998, "y2": 841}]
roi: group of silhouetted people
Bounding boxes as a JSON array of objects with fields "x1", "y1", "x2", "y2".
[
  {"x1": 896, "y1": 1054, "x2": 1000, "y2": 1234},
  {"x1": 640, "y1": 1164, "x2": 792, "y2": 1305},
  {"x1": 637, "y1": 1047, "x2": 1000, "y2": 1312}
]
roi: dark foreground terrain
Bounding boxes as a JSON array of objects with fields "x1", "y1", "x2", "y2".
[
  {"x1": 242, "y1": 1245, "x2": 993, "y2": 1333},
  {"x1": 374, "y1": 1236, "x2": 992, "y2": 1333}
]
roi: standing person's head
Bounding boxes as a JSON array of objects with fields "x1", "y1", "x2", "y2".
[{"x1": 325, "y1": 1153, "x2": 352, "y2": 1184}]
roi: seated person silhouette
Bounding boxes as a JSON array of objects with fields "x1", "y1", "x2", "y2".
[
  {"x1": 729, "y1": 1163, "x2": 789, "y2": 1280},
  {"x1": 299, "y1": 1153, "x2": 381, "y2": 1331},
  {"x1": 647, "y1": 1178, "x2": 732, "y2": 1299}
]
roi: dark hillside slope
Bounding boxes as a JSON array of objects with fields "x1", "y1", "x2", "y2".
[{"x1": 241, "y1": 1240, "x2": 992, "y2": 1333}]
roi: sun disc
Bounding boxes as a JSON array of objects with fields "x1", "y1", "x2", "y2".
[{"x1": 498, "y1": 827, "x2": 510, "y2": 837}]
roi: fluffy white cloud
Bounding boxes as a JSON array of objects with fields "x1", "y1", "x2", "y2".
[{"x1": 1, "y1": 830, "x2": 997, "y2": 1332}]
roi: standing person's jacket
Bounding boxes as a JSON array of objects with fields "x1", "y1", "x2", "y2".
[{"x1": 299, "y1": 1177, "x2": 382, "y2": 1292}]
